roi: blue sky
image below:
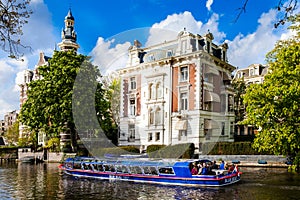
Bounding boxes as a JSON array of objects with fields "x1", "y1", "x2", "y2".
[{"x1": 0, "y1": 0, "x2": 297, "y2": 119}]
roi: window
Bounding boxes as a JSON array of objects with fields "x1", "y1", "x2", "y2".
[
  {"x1": 151, "y1": 84, "x2": 156, "y2": 99},
  {"x1": 221, "y1": 122, "x2": 225, "y2": 135},
  {"x1": 204, "y1": 102, "x2": 212, "y2": 111},
  {"x1": 179, "y1": 130, "x2": 187, "y2": 141},
  {"x1": 155, "y1": 107, "x2": 162, "y2": 125},
  {"x1": 204, "y1": 129, "x2": 212, "y2": 140},
  {"x1": 180, "y1": 92, "x2": 188, "y2": 111},
  {"x1": 129, "y1": 99, "x2": 136, "y2": 116},
  {"x1": 156, "y1": 83, "x2": 162, "y2": 99},
  {"x1": 180, "y1": 66, "x2": 188, "y2": 82},
  {"x1": 148, "y1": 54, "x2": 155, "y2": 61},
  {"x1": 149, "y1": 108, "x2": 154, "y2": 125},
  {"x1": 128, "y1": 124, "x2": 135, "y2": 142},
  {"x1": 148, "y1": 133, "x2": 153, "y2": 142},
  {"x1": 250, "y1": 69, "x2": 254, "y2": 76},
  {"x1": 155, "y1": 132, "x2": 160, "y2": 141},
  {"x1": 167, "y1": 50, "x2": 173, "y2": 57},
  {"x1": 130, "y1": 77, "x2": 136, "y2": 90}
]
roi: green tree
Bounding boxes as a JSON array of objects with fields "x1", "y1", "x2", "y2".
[
  {"x1": 20, "y1": 50, "x2": 116, "y2": 151},
  {"x1": 5, "y1": 120, "x2": 19, "y2": 146},
  {"x1": 0, "y1": 0, "x2": 32, "y2": 59},
  {"x1": 243, "y1": 14, "x2": 300, "y2": 170},
  {"x1": 232, "y1": 78, "x2": 247, "y2": 123}
]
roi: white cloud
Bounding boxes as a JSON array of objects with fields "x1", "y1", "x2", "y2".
[
  {"x1": 90, "y1": 37, "x2": 131, "y2": 75},
  {"x1": 0, "y1": 57, "x2": 28, "y2": 118},
  {"x1": 206, "y1": 0, "x2": 214, "y2": 11},
  {"x1": 227, "y1": 9, "x2": 284, "y2": 68},
  {"x1": 147, "y1": 11, "x2": 203, "y2": 46},
  {"x1": 0, "y1": 0, "x2": 56, "y2": 119},
  {"x1": 146, "y1": 11, "x2": 225, "y2": 46}
]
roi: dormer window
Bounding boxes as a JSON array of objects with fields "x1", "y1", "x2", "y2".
[{"x1": 148, "y1": 54, "x2": 155, "y2": 61}]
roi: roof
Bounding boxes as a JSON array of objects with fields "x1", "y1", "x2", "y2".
[{"x1": 65, "y1": 9, "x2": 74, "y2": 20}]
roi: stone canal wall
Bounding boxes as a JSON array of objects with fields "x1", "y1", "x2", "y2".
[{"x1": 198, "y1": 155, "x2": 289, "y2": 168}]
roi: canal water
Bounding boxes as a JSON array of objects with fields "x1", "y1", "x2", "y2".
[{"x1": 0, "y1": 162, "x2": 299, "y2": 200}]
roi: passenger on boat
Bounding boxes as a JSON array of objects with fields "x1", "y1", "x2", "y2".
[
  {"x1": 201, "y1": 163, "x2": 208, "y2": 175},
  {"x1": 219, "y1": 160, "x2": 225, "y2": 170},
  {"x1": 228, "y1": 164, "x2": 235, "y2": 173},
  {"x1": 212, "y1": 160, "x2": 218, "y2": 170},
  {"x1": 191, "y1": 164, "x2": 198, "y2": 175},
  {"x1": 197, "y1": 163, "x2": 203, "y2": 175}
]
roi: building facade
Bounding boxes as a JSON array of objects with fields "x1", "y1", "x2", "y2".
[
  {"x1": 233, "y1": 64, "x2": 269, "y2": 85},
  {"x1": 233, "y1": 64, "x2": 269, "y2": 137},
  {"x1": 118, "y1": 30, "x2": 236, "y2": 153},
  {"x1": 0, "y1": 120, "x2": 5, "y2": 136}
]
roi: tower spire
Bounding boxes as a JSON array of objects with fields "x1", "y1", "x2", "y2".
[{"x1": 57, "y1": 8, "x2": 80, "y2": 52}]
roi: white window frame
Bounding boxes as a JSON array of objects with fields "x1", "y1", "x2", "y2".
[
  {"x1": 155, "y1": 107, "x2": 162, "y2": 125},
  {"x1": 129, "y1": 98, "x2": 136, "y2": 116},
  {"x1": 180, "y1": 92, "x2": 188, "y2": 111},
  {"x1": 180, "y1": 66, "x2": 188, "y2": 82},
  {"x1": 148, "y1": 132, "x2": 153, "y2": 142},
  {"x1": 130, "y1": 77, "x2": 136, "y2": 90},
  {"x1": 155, "y1": 132, "x2": 160, "y2": 141},
  {"x1": 178, "y1": 130, "x2": 187, "y2": 141},
  {"x1": 128, "y1": 124, "x2": 135, "y2": 141}
]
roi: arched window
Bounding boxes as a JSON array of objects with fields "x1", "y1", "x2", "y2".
[
  {"x1": 148, "y1": 83, "x2": 153, "y2": 100},
  {"x1": 151, "y1": 84, "x2": 156, "y2": 99},
  {"x1": 155, "y1": 107, "x2": 162, "y2": 125},
  {"x1": 149, "y1": 108, "x2": 154, "y2": 125},
  {"x1": 156, "y1": 82, "x2": 162, "y2": 99}
]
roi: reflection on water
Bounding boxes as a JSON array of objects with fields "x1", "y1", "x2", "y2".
[{"x1": 0, "y1": 163, "x2": 299, "y2": 199}]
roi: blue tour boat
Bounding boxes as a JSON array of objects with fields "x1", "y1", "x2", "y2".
[{"x1": 59, "y1": 157, "x2": 242, "y2": 187}]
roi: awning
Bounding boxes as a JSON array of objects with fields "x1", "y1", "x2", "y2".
[
  {"x1": 175, "y1": 120, "x2": 187, "y2": 130},
  {"x1": 204, "y1": 90, "x2": 220, "y2": 102},
  {"x1": 204, "y1": 66, "x2": 219, "y2": 75},
  {"x1": 204, "y1": 119, "x2": 219, "y2": 129}
]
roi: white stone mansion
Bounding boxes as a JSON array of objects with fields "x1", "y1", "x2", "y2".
[{"x1": 118, "y1": 30, "x2": 236, "y2": 153}]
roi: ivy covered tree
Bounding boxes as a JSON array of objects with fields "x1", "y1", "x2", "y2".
[
  {"x1": 20, "y1": 50, "x2": 116, "y2": 151},
  {"x1": 243, "y1": 14, "x2": 300, "y2": 170}
]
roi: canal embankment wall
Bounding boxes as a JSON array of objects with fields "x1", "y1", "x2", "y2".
[
  {"x1": 0, "y1": 147, "x2": 290, "y2": 168},
  {"x1": 198, "y1": 155, "x2": 289, "y2": 168}
]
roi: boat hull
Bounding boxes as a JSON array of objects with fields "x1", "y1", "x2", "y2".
[{"x1": 60, "y1": 165, "x2": 241, "y2": 187}]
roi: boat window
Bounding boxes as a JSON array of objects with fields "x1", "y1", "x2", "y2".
[
  {"x1": 129, "y1": 166, "x2": 143, "y2": 174},
  {"x1": 158, "y1": 167, "x2": 175, "y2": 175},
  {"x1": 121, "y1": 166, "x2": 129, "y2": 173},
  {"x1": 82, "y1": 163, "x2": 93, "y2": 170},
  {"x1": 65, "y1": 162, "x2": 73, "y2": 169},
  {"x1": 103, "y1": 165, "x2": 115, "y2": 172},
  {"x1": 73, "y1": 162, "x2": 81, "y2": 169},
  {"x1": 92, "y1": 164, "x2": 103, "y2": 171},
  {"x1": 103, "y1": 165, "x2": 111, "y2": 172},
  {"x1": 143, "y1": 166, "x2": 158, "y2": 175}
]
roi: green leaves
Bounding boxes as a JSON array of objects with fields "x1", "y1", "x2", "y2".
[
  {"x1": 243, "y1": 14, "x2": 300, "y2": 161},
  {"x1": 20, "y1": 50, "x2": 118, "y2": 151}
]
